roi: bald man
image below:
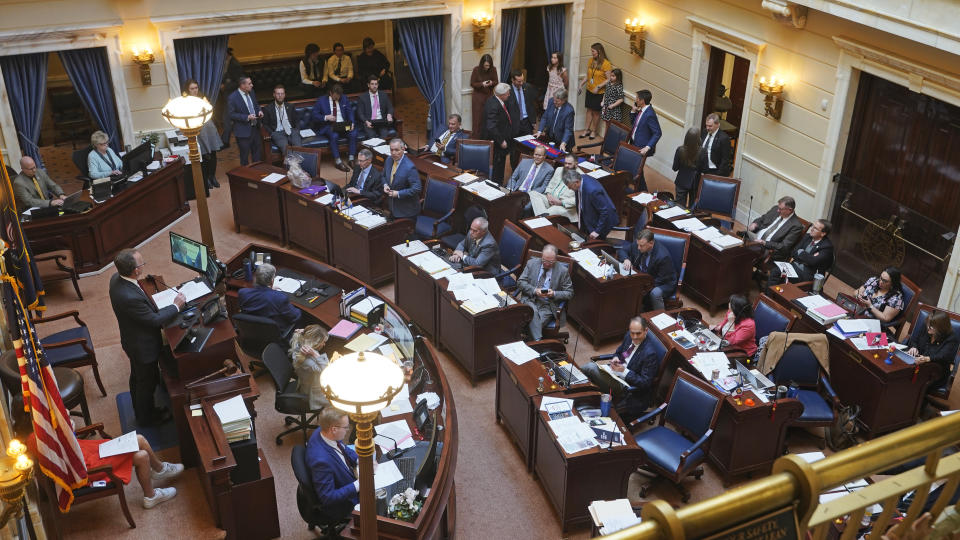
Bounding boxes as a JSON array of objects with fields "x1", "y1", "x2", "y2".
[{"x1": 13, "y1": 157, "x2": 64, "y2": 212}]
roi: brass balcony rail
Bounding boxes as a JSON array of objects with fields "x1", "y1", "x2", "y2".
[
  {"x1": 602, "y1": 412, "x2": 960, "y2": 539},
  {"x1": 839, "y1": 192, "x2": 953, "y2": 263}
]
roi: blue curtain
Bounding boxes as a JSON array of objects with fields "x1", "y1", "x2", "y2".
[
  {"x1": 0, "y1": 53, "x2": 48, "y2": 164},
  {"x1": 397, "y1": 17, "x2": 446, "y2": 140},
  {"x1": 59, "y1": 47, "x2": 122, "y2": 153},
  {"x1": 499, "y1": 9, "x2": 521, "y2": 83},
  {"x1": 541, "y1": 5, "x2": 566, "y2": 59},
  {"x1": 174, "y1": 35, "x2": 229, "y2": 102}
]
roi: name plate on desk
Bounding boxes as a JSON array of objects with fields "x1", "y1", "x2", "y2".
[
  {"x1": 342, "y1": 221, "x2": 353, "y2": 230},
  {"x1": 703, "y1": 505, "x2": 800, "y2": 540}
]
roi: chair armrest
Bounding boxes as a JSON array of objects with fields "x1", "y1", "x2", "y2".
[
  {"x1": 575, "y1": 141, "x2": 603, "y2": 152},
  {"x1": 76, "y1": 423, "x2": 111, "y2": 439},
  {"x1": 493, "y1": 264, "x2": 521, "y2": 281},
  {"x1": 820, "y1": 374, "x2": 839, "y2": 404},
  {"x1": 33, "y1": 253, "x2": 67, "y2": 263},
  {"x1": 431, "y1": 209, "x2": 457, "y2": 237},
  {"x1": 677, "y1": 264, "x2": 687, "y2": 288},
  {"x1": 590, "y1": 353, "x2": 616, "y2": 361},
  {"x1": 30, "y1": 310, "x2": 84, "y2": 326},
  {"x1": 679, "y1": 428, "x2": 714, "y2": 466},
  {"x1": 610, "y1": 225, "x2": 632, "y2": 232},
  {"x1": 276, "y1": 392, "x2": 311, "y2": 413},
  {"x1": 41, "y1": 337, "x2": 92, "y2": 353},
  {"x1": 628, "y1": 403, "x2": 666, "y2": 433}
]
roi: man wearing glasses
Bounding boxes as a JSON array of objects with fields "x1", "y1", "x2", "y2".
[
  {"x1": 767, "y1": 219, "x2": 834, "y2": 287},
  {"x1": 306, "y1": 409, "x2": 359, "y2": 523},
  {"x1": 109, "y1": 249, "x2": 185, "y2": 426},
  {"x1": 747, "y1": 196, "x2": 804, "y2": 262}
]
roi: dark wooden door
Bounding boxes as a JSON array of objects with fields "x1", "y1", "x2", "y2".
[
  {"x1": 701, "y1": 47, "x2": 748, "y2": 142},
  {"x1": 523, "y1": 6, "x2": 549, "y2": 106}
]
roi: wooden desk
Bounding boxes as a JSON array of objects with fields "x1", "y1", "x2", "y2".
[
  {"x1": 23, "y1": 159, "x2": 188, "y2": 273},
  {"x1": 393, "y1": 248, "x2": 439, "y2": 339},
  {"x1": 327, "y1": 208, "x2": 412, "y2": 285},
  {"x1": 531, "y1": 391, "x2": 643, "y2": 531},
  {"x1": 640, "y1": 311, "x2": 803, "y2": 484},
  {"x1": 279, "y1": 182, "x2": 331, "y2": 261},
  {"x1": 766, "y1": 282, "x2": 938, "y2": 437},
  {"x1": 227, "y1": 162, "x2": 287, "y2": 241}
]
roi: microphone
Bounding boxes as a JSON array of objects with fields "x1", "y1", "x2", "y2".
[{"x1": 377, "y1": 433, "x2": 407, "y2": 460}]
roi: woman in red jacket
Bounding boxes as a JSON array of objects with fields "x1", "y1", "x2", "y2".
[{"x1": 711, "y1": 294, "x2": 757, "y2": 357}]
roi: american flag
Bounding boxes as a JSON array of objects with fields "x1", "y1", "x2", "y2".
[{"x1": 2, "y1": 279, "x2": 87, "y2": 511}]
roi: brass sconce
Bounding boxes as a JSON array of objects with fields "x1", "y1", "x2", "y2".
[
  {"x1": 132, "y1": 47, "x2": 155, "y2": 86},
  {"x1": 625, "y1": 19, "x2": 646, "y2": 57},
  {"x1": 473, "y1": 14, "x2": 492, "y2": 49},
  {"x1": 0, "y1": 439, "x2": 35, "y2": 528},
  {"x1": 758, "y1": 76, "x2": 785, "y2": 120}
]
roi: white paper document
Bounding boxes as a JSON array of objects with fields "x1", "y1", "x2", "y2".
[
  {"x1": 453, "y1": 172, "x2": 479, "y2": 183},
  {"x1": 146, "y1": 160, "x2": 161, "y2": 171},
  {"x1": 300, "y1": 128, "x2": 316, "y2": 138},
  {"x1": 673, "y1": 217, "x2": 708, "y2": 232},
  {"x1": 373, "y1": 144, "x2": 392, "y2": 155},
  {"x1": 514, "y1": 134, "x2": 536, "y2": 142},
  {"x1": 795, "y1": 294, "x2": 832, "y2": 310},
  {"x1": 631, "y1": 192, "x2": 655, "y2": 204},
  {"x1": 650, "y1": 313, "x2": 679, "y2": 330},
  {"x1": 836, "y1": 318, "x2": 881, "y2": 334},
  {"x1": 588, "y1": 169, "x2": 611, "y2": 179},
  {"x1": 392, "y1": 240, "x2": 429, "y2": 257},
  {"x1": 590, "y1": 499, "x2": 641, "y2": 534},
  {"x1": 709, "y1": 234, "x2": 743, "y2": 250},
  {"x1": 445, "y1": 272, "x2": 475, "y2": 291},
  {"x1": 363, "y1": 137, "x2": 385, "y2": 147},
  {"x1": 523, "y1": 217, "x2": 553, "y2": 229},
  {"x1": 692, "y1": 227, "x2": 725, "y2": 242},
  {"x1": 374, "y1": 459, "x2": 404, "y2": 490},
  {"x1": 496, "y1": 341, "x2": 539, "y2": 365},
  {"x1": 462, "y1": 295, "x2": 501, "y2": 314},
  {"x1": 798, "y1": 451, "x2": 826, "y2": 463},
  {"x1": 381, "y1": 384, "x2": 413, "y2": 418},
  {"x1": 599, "y1": 363, "x2": 630, "y2": 387},
  {"x1": 431, "y1": 267, "x2": 458, "y2": 280},
  {"x1": 578, "y1": 161, "x2": 600, "y2": 171},
  {"x1": 773, "y1": 261, "x2": 799, "y2": 279},
  {"x1": 260, "y1": 172, "x2": 285, "y2": 184},
  {"x1": 462, "y1": 181, "x2": 504, "y2": 200},
  {"x1": 408, "y1": 251, "x2": 451, "y2": 274},
  {"x1": 99, "y1": 431, "x2": 139, "y2": 458},
  {"x1": 316, "y1": 193, "x2": 335, "y2": 205},
  {"x1": 273, "y1": 276, "x2": 305, "y2": 294},
  {"x1": 432, "y1": 162, "x2": 448, "y2": 169},
  {"x1": 474, "y1": 278, "x2": 502, "y2": 295},
  {"x1": 539, "y1": 396, "x2": 574, "y2": 412},
  {"x1": 151, "y1": 280, "x2": 212, "y2": 309},
  {"x1": 374, "y1": 420, "x2": 415, "y2": 453},
  {"x1": 453, "y1": 285, "x2": 487, "y2": 302},
  {"x1": 689, "y1": 352, "x2": 732, "y2": 380},
  {"x1": 655, "y1": 206, "x2": 689, "y2": 219}
]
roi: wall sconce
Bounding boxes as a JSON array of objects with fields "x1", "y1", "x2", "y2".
[
  {"x1": 0, "y1": 439, "x2": 34, "y2": 528},
  {"x1": 758, "y1": 76, "x2": 785, "y2": 120},
  {"x1": 132, "y1": 47, "x2": 155, "y2": 86},
  {"x1": 473, "y1": 14, "x2": 492, "y2": 49},
  {"x1": 625, "y1": 18, "x2": 646, "y2": 57}
]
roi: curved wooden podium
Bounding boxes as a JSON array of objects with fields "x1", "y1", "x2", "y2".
[{"x1": 222, "y1": 244, "x2": 457, "y2": 539}]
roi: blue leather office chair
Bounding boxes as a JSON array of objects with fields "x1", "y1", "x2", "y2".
[
  {"x1": 456, "y1": 139, "x2": 494, "y2": 178},
  {"x1": 754, "y1": 294, "x2": 798, "y2": 345},
  {"x1": 768, "y1": 340, "x2": 839, "y2": 447},
  {"x1": 908, "y1": 304, "x2": 960, "y2": 403},
  {"x1": 287, "y1": 146, "x2": 322, "y2": 181},
  {"x1": 630, "y1": 370, "x2": 723, "y2": 502},
  {"x1": 493, "y1": 220, "x2": 532, "y2": 289},
  {"x1": 608, "y1": 209, "x2": 648, "y2": 253},
  {"x1": 884, "y1": 274, "x2": 922, "y2": 338},
  {"x1": 33, "y1": 311, "x2": 106, "y2": 396},
  {"x1": 291, "y1": 444, "x2": 351, "y2": 537},
  {"x1": 647, "y1": 227, "x2": 690, "y2": 311},
  {"x1": 576, "y1": 120, "x2": 630, "y2": 166},
  {"x1": 609, "y1": 142, "x2": 645, "y2": 192},
  {"x1": 694, "y1": 174, "x2": 740, "y2": 229},
  {"x1": 440, "y1": 205, "x2": 488, "y2": 251},
  {"x1": 414, "y1": 178, "x2": 458, "y2": 240}
]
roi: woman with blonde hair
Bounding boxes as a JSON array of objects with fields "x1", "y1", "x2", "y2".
[
  {"x1": 288, "y1": 324, "x2": 331, "y2": 410},
  {"x1": 577, "y1": 43, "x2": 611, "y2": 139},
  {"x1": 87, "y1": 130, "x2": 123, "y2": 180}
]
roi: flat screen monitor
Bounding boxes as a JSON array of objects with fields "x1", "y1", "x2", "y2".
[
  {"x1": 414, "y1": 412, "x2": 440, "y2": 492},
  {"x1": 381, "y1": 305, "x2": 414, "y2": 360},
  {"x1": 169, "y1": 232, "x2": 220, "y2": 285},
  {"x1": 123, "y1": 142, "x2": 153, "y2": 175}
]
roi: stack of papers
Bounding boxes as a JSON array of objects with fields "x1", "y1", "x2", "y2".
[
  {"x1": 496, "y1": 341, "x2": 539, "y2": 365},
  {"x1": 453, "y1": 172, "x2": 479, "y2": 183},
  {"x1": 374, "y1": 419, "x2": 415, "y2": 454},
  {"x1": 329, "y1": 319, "x2": 362, "y2": 340},
  {"x1": 393, "y1": 240, "x2": 429, "y2": 257},
  {"x1": 650, "y1": 313, "x2": 680, "y2": 330},
  {"x1": 588, "y1": 169, "x2": 611, "y2": 179},
  {"x1": 692, "y1": 226, "x2": 725, "y2": 242},
  {"x1": 548, "y1": 416, "x2": 601, "y2": 454},
  {"x1": 655, "y1": 206, "x2": 689, "y2": 219},
  {"x1": 578, "y1": 161, "x2": 601, "y2": 171},
  {"x1": 151, "y1": 280, "x2": 212, "y2": 308},
  {"x1": 835, "y1": 319, "x2": 881, "y2": 335},
  {"x1": 381, "y1": 384, "x2": 413, "y2": 418},
  {"x1": 673, "y1": 217, "x2": 708, "y2": 232},
  {"x1": 631, "y1": 192, "x2": 656, "y2": 204},
  {"x1": 372, "y1": 144, "x2": 391, "y2": 155},
  {"x1": 445, "y1": 272, "x2": 475, "y2": 290},
  {"x1": 315, "y1": 193, "x2": 335, "y2": 205},
  {"x1": 462, "y1": 294, "x2": 503, "y2": 314},
  {"x1": 363, "y1": 137, "x2": 385, "y2": 147},
  {"x1": 146, "y1": 160, "x2": 162, "y2": 171},
  {"x1": 569, "y1": 249, "x2": 606, "y2": 279},
  {"x1": 797, "y1": 295, "x2": 848, "y2": 325},
  {"x1": 345, "y1": 332, "x2": 389, "y2": 352},
  {"x1": 689, "y1": 352, "x2": 732, "y2": 381},
  {"x1": 213, "y1": 395, "x2": 252, "y2": 443},
  {"x1": 514, "y1": 134, "x2": 536, "y2": 142},
  {"x1": 374, "y1": 459, "x2": 403, "y2": 490},
  {"x1": 343, "y1": 206, "x2": 387, "y2": 229},
  {"x1": 462, "y1": 181, "x2": 504, "y2": 200},
  {"x1": 408, "y1": 251, "x2": 453, "y2": 276},
  {"x1": 589, "y1": 499, "x2": 642, "y2": 535},
  {"x1": 709, "y1": 234, "x2": 743, "y2": 250},
  {"x1": 273, "y1": 275, "x2": 305, "y2": 293},
  {"x1": 523, "y1": 217, "x2": 553, "y2": 229},
  {"x1": 260, "y1": 172, "x2": 286, "y2": 184},
  {"x1": 599, "y1": 363, "x2": 630, "y2": 387},
  {"x1": 774, "y1": 261, "x2": 799, "y2": 279}
]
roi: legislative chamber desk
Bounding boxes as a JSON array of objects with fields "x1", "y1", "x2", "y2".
[
  {"x1": 393, "y1": 247, "x2": 440, "y2": 339},
  {"x1": 222, "y1": 244, "x2": 459, "y2": 539},
  {"x1": 626, "y1": 195, "x2": 759, "y2": 311},
  {"x1": 227, "y1": 163, "x2": 413, "y2": 284},
  {"x1": 641, "y1": 311, "x2": 804, "y2": 484},
  {"x1": 518, "y1": 216, "x2": 653, "y2": 345},
  {"x1": 766, "y1": 281, "x2": 938, "y2": 437},
  {"x1": 23, "y1": 158, "x2": 189, "y2": 273}
]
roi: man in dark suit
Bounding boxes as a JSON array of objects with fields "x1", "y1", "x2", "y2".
[
  {"x1": 748, "y1": 196, "x2": 805, "y2": 261},
  {"x1": 516, "y1": 244, "x2": 574, "y2": 340},
  {"x1": 627, "y1": 89, "x2": 662, "y2": 191},
  {"x1": 306, "y1": 409, "x2": 359, "y2": 524},
  {"x1": 618, "y1": 229, "x2": 678, "y2": 311},
  {"x1": 218, "y1": 48, "x2": 244, "y2": 148},
  {"x1": 483, "y1": 83, "x2": 516, "y2": 185},
  {"x1": 344, "y1": 149, "x2": 384, "y2": 204},
  {"x1": 260, "y1": 84, "x2": 301, "y2": 156},
  {"x1": 238, "y1": 263, "x2": 302, "y2": 333},
  {"x1": 580, "y1": 317, "x2": 662, "y2": 421},
  {"x1": 227, "y1": 76, "x2": 263, "y2": 165},
  {"x1": 701, "y1": 113, "x2": 733, "y2": 176},
  {"x1": 507, "y1": 71, "x2": 538, "y2": 169},
  {"x1": 562, "y1": 169, "x2": 617, "y2": 240},
  {"x1": 450, "y1": 217, "x2": 501, "y2": 275},
  {"x1": 768, "y1": 219, "x2": 834, "y2": 287},
  {"x1": 355, "y1": 75, "x2": 396, "y2": 140},
  {"x1": 310, "y1": 84, "x2": 358, "y2": 172},
  {"x1": 535, "y1": 89, "x2": 575, "y2": 152},
  {"x1": 423, "y1": 114, "x2": 467, "y2": 164},
  {"x1": 109, "y1": 249, "x2": 184, "y2": 426},
  {"x1": 382, "y1": 139, "x2": 421, "y2": 219}
]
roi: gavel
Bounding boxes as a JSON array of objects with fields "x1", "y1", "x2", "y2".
[{"x1": 185, "y1": 360, "x2": 239, "y2": 388}]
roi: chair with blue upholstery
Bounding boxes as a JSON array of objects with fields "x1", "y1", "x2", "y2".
[
  {"x1": 589, "y1": 325, "x2": 671, "y2": 405},
  {"x1": 414, "y1": 178, "x2": 459, "y2": 241},
  {"x1": 32, "y1": 311, "x2": 106, "y2": 397},
  {"x1": 647, "y1": 227, "x2": 690, "y2": 311},
  {"x1": 608, "y1": 142, "x2": 646, "y2": 192},
  {"x1": 694, "y1": 174, "x2": 740, "y2": 229},
  {"x1": 608, "y1": 209, "x2": 648, "y2": 253},
  {"x1": 287, "y1": 146, "x2": 323, "y2": 181},
  {"x1": 629, "y1": 369, "x2": 724, "y2": 502},
  {"x1": 907, "y1": 304, "x2": 960, "y2": 406},
  {"x1": 767, "y1": 340, "x2": 839, "y2": 447},
  {"x1": 492, "y1": 220, "x2": 532, "y2": 290},
  {"x1": 456, "y1": 139, "x2": 494, "y2": 177},
  {"x1": 575, "y1": 120, "x2": 630, "y2": 166},
  {"x1": 883, "y1": 273, "x2": 922, "y2": 338},
  {"x1": 440, "y1": 205, "x2": 488, "y2": 251}
]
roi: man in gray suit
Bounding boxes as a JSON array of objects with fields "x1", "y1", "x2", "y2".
[
  {"x1": 507, "y1": 146, "x2": 553, "y2": 194},
  {"x1": 450, "y1": 217, "x2": 501, "y2": 275},
  {"x1": 517, "y1": 244, "x2": 574, "y2": 340},
  {"x1": 748, "y1": 196, "x2": 804, "y2": 261},
  {"x1": 13, "y1": 156, "x2": 64, "y2": 212}
]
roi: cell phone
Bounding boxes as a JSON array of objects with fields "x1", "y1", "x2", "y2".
[
  {"x1": 92, "y1": 480, "x2": 107, "y2": 488},
  {"x1": 539, "y1": 288, "x2": 549, "y2": 294}
]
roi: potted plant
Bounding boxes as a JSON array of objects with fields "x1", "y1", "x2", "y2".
[{"x1": 387, "y1": 487, "x2": 423, "y2": 522}]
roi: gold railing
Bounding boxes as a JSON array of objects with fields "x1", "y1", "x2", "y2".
[{"x1": 602, "y1": 412, "x2": 960, "y2": 539}]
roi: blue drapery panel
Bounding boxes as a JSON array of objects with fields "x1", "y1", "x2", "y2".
[
  {"x1": 499, "y1": 9, "x2": 521, "y2": 83},
  {"x1": 0, "y1": 53, "x2": 48, "y2": 164},
  {"x1": 541, "y1": 5, "x2": 566, "y2": 59},
  {"x1": 174, "y1": 35, "x2": 230, "y2": 102},
  {"x1": 397, "y1": 17, "x2": 447, "y2": 140},
  {"x1": 59, "y1": 47, "x2": 122, "y2": 153}
]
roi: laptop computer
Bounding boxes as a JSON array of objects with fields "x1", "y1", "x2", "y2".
[
  {"x1": 172, "y1": 324, "x2": 214, "y2": 354},
  {"x1": 601, "y1": 251, "x2": 621, "y2": 273},
  {"x1": 556, "y1": 223, "x2": 586, "y2": 244},
  {"x1": 735, "y1": 361, "x2": 775, "y2": 391}
]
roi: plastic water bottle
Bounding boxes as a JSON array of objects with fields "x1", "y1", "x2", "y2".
[{"x1": 813, "y1": 272, "x2": 825, "y2": 294}]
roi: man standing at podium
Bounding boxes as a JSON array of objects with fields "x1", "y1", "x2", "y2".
[
  {"x1": 382, "y1": 139, "x2": 421, "y2": 219},
  {"x1": 109, "y1": 249, "x2": 185, "y2": 426},
  {"x1": 307, "y1": 409, "x2": 359, "y2": 524}
]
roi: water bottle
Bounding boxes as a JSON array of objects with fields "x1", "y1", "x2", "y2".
[
  {"x1": 813, "y1": 272, "x2": 825, "y2": 294},
  {"x1": 243, "y1": 260, "x2": 253, "y2": 282}
]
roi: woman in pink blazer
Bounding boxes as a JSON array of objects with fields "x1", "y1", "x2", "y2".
[{"x1": 711, "y1": 294, "x2": 757, "y2": 357}]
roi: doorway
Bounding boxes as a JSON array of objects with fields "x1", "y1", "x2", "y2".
[{"x1": 701, "y1": 47, "x2": 749, "y2": 152}]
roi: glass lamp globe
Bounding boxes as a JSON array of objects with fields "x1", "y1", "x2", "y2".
[
  {"x1": 320, "y1": 351, "x2": 404, "y2": 415},
  {"x1": 161, "y1": 95, "x2": 213, "y2": 131}
]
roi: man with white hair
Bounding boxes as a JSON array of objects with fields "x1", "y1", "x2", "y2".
[
  {"x1": 13, "y1": 156, "x2": 64, "y2": 212},
  {"x1": 516, "y1": 244, "x2": 574, "y2": 340},
  {"x1": 450, "y1": 217, "x2": 501, "y2": 275},
  {"x1": 483, "y1": 82, "x2": 518, "y2": 184},
  {"x1": 238, "y1": 263, "x2": 302, "y2": 333}
]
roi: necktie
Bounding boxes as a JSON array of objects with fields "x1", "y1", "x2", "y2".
[
  {"x1": 243, "y1": 92, "x2": 254, "y2": 114},
  {"x1": 516, "y1": 86, "x2": 527, "y2": 119},
  {"x1": 277, "y1": 104, "x2": 290, "y2": 135},
  {"x1": 437, "y1": 131, "x2": 453, "y2": 156},
  {"x1": 335, "y1": 57, "x2": 342, "y2": 76},
  {"x1": 332, "y1": 99, "x2": 339, "y2": 122},
  {"x1": 638, "y1": 252, "x2": 649, "y2": 273},
  {"x1": 390, "y1": 159, "x2": 399, "y2": 186},
  {"x1": 536, "y1": 268, "x2": 548, "y2": 289},
  {"x1": 552, "y1": 106, "x2": 560, "y2": 133},
  {"x1": 336, "y1": 442, "x2": 356, "y2": 478},
  {"x1": 622, "y1": 343, "x2": 636, "y2": 361},
  {"x1": 31, "y1": 178, "x2": 46, "y2": 200},
  {"x1": 372, "y1": 92, "x2": 380, "y2": 119},
  {"x1": 501, "y1": 101, "x2": 511, "y2": 123},
  {"x1": 358, "y1": 168, "x2": 368, "y2": 191},
  {"x1": 520, "y1": 164, "x2": 538, "y2": 191},
  {"x1": 631, "y1": 108, "x2": 643, "y2": 141},
  {"x1": 761, "y1": 217, "x2": 782, "y2": 241}
]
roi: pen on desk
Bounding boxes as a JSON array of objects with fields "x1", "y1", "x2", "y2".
[{"x1": 307, "y1": 295, "x2": 319, "y2": 303}]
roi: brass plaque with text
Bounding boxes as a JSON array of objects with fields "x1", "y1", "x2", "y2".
[{"x1": 703, "y1": 505, "x2": 800, "y2": 540}]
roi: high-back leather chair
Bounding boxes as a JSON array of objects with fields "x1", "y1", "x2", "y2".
[
  {"x1": 885, "y1": 274, "x2": 922, "y2": 337},
  {"x1": 908, "y1": 304, "x2": 960, "y2": 404},
  {"x1": 72, "y1": 147, "x2": 93, "y2": 189},
  {"x1": 414, "y1": 178, "x2": 458, "y2": 240},
  {"x1": 291, "y1": 444, "x2": 351, "y2": 537},
  {"x1": 456, "y1": 139, "x2": 494, "y2": 177},
  {"x1": 609, "y1": 142, "x2": 645, "y2": 191},
  {"x1": 694, "y1": 174, "x2": 740, "y2": 229},
  {"x1": 754, "y1": 294, "x2": 798, "y2": 345},
  {"x1": 440, "y1": 205, "x2": 488, "y2": 251},
  {"x1": 493, "y1": 220, "x2": 532, "y2": 289},
  {"x1": 287, "y1": 146, "x2": 323, "y2": 181},
  {"x1": 768, "y1": 340, "x2": 839, "y2": 446},
  {"x1": 576, "y1": 120, "x2": 630, "y2": 166},
  {"x1": 262, "y1": 343, "x2": 322, "y2": 444},
  {"x1": 647, "y1": 227, "x2": 690, "y2": 311}
]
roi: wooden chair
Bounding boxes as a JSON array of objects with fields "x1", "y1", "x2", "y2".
[
  {"x1": 31, "y1": 311, "x2": 105, "y2": 396},
  {"x1": 34, "y1": 249, "x2": 82, "y2": 300}
]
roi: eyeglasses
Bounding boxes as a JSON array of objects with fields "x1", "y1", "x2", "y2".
[
  {"x1": 136, "y1": 261, "x2": 147, "y2": 268},
  {"x1": 332, "y1": 424, "x2": 350, "y2": 431}
]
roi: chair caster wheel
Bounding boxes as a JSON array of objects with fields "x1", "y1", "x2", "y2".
[
  {"x1": 285, "y1": 417, "x2": 296, "y2": 426},
  {"x1": 276, "y1": 437, "x2": 284, "y2": 445},
  {"x1": 563, "y1": 338, "x2": 569, "y2": 344}
]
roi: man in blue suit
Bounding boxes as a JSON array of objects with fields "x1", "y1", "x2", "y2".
[
  {"x1": 535, "y1": 89, "x2": 575, "y2": 152},
  {"x1": 627, "y1": 89, "x2": 661, "y2": 191},
  {"x1": 382, "y1": 138, "x2": 421, "y2": 219},
  {"x1": 227, "y1": 77, "x2": 263, "y2": 165},
  {"x1": 310, "y1": 84, "x2": 358, "y2": 172},
  {"x1": 238, "y1": 263, "x2": 301, "y2": 333},
  {"x1": 422, "y1": 114, "x2": 467, "y2": 164},
  {"x1": 618, "y1": 229, "x2": 677, "y2": 311},
  {"x1": 507, "y1": 146, "x2": 553, "y2": 194},
  {"x1": 562, "y1": 169, "x2": 617, "y2": 240},
  {"x1": 306, "y1": 409, "x2": 359, "y2": 524}
]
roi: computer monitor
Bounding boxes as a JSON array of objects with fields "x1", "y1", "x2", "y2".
[
  {"x1": 601, "y1": 251, "x2": 620, "y2": 273},
  {"x1": 123, "y1": 142, "x2": 153, "y2": 175},
  {"x1": 169, "y1": 232, "x2": 220, "y2": 286},
  {"x1": 414, "y1": 412, "x2": 440, "y2": 492},
  {"x1": 381, "y1": 305, "x2": 414, "y2": 361}
]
